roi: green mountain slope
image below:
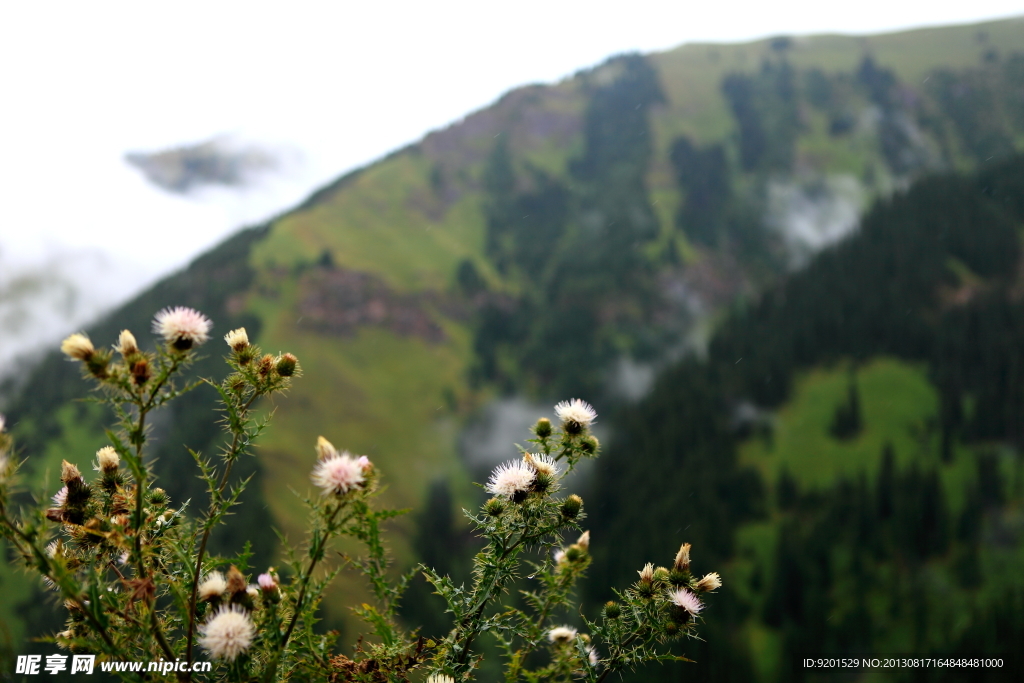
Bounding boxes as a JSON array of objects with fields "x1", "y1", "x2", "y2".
[
  {"x1": 3, "y1": 15, "x2": 1024, "y2": 666},
  {"x1": 589, "y1": 154, "x2": 1024, "y2": 681}
]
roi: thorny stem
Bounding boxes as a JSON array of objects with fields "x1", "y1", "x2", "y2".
[
  {"x1": 262, "y1": 502, "x2": 346, "y2": 683},
  {"x1": 184, "y1": 393, "x2": 258, "y2": 671}
]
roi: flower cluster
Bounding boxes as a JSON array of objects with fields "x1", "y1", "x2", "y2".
[{"x1": 0, "y1": 306, "x2": 719, "y2": 683}]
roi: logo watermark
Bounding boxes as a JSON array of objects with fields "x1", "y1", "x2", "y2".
[{"x1": 16, "y1": 655, "x2": 212, "y2": 675}]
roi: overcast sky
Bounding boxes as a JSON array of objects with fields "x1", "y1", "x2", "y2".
[{"x1": 1, "y1": 1, "x2": 1022, "y2": 273}]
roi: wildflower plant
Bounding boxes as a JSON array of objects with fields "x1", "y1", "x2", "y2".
[{"x1": 0, "y1": 307, "x2": 720, "y2": 682}]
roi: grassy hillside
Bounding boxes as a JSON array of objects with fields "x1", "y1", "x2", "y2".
[{"x1": 3, "y1": 15, "x2": 1024, "y2": 668}]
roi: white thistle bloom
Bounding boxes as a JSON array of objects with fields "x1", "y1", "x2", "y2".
[
  {"x1": 95, "y1": 446, "x2": 120, "y2": 473},
  {"x1": 524, "y1": 453, "x2": 559, "y2": 477},
  {"x1": 426, "y1": 675, "x2": 455, "y2": 683},
  {"x1": 311, "y1": 451, "x2": 366, "y2": 495},
  {"x1": 575, "y1": 530, "x2": 590, "y2": 550},
  {"x1": 548, "y1": 625, "x2": 578, "y2": 644},
  {"x1": 486, "y1": 459, "x2": 536, "y2": 498},
  {"x1": 198, "y1": 605, "x2": 255, "y2": 661},
  {"x1": 553, "y1": 549, "x2": 567, "y2": 565},
  {"x1": 46, "y1": 540, "x2": 62, "y2": 558},
  {"x1": 152, "y1": 306, "x2": 212, "y2": 349},
  {"x1": 668, "y1": 587, "x2": 703, "y2": 617},
  {"x1": 198, "y1": 571, "x2": 228, "y2": 601},
  {"x1": 223, "y1": 327, "x2": 249, "y2": 351},
  {"x1": 587, "y1": 646, "x2": 599, "y2": 666},
  {"x1": 554, "y1": 398, "x2": 597, "y2": 430}
]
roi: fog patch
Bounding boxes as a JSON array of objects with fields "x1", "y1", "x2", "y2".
[
  {"x1": 0, "y1": 245, "x2": 148, "y2": 399},
  {"x1": 767, "y1": 174, "x2": 864, "y2": 268},
  {"x1": 608, "y1": 356, "x2": 655, "y2": 401}
]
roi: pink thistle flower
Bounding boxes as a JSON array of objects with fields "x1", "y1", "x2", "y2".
[
  {"x1": 257, "y1": 572, "x2": 277, "y2": 591},
  {"x1": 52, "y1": 486, "x2": 68, "y2": 507},
  {"x1": 311, "y1": 451, "x2": 366, "y2": 495},
  {"x1": 668, "y1": 587, "x2": 703, "y2": 617},
  {"x1": 152, "y1": 306, "x2": 212, "y2": 350}
]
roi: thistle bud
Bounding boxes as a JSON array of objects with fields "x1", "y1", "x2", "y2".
[
  {"x1": 580, "y1": 435, "x2": 600, "y2": 456},
  {"x1": 115, "y1": 330, "x2": 139, "y2": 357},
  {"x1": 484, "y1": 497, "x2": 506, "y2": 517},
  {"x1": 604, "y1": 601, "x2": 621, "y2": 619},
  {"x1": 275, "y1": 353, "x2": 299, "y2": 377},
  {"x1": 695, "y1": 572, "x2": 722, "y2": 592},
  {"x1": 534, "y1": 417, "x2": 553, "y2": 438},
  {"x1": 84, "y1": 350, "x2": 111, "y2": 379},
  {"x1": 224, "y1": 328, "x2": 249, "y2": 352},
  {"x1": 61, "y1": 334, "x2": 95, "y2": 361},
  {"x1": 315, "y1": 436, "x2": 337, "y2": 462},
  {"x1": 654, "y1": 566, "x2": 671, "y2": 584},
  {"x1": 673, "y1": 542, "x2": 691, "y2": 572},
  {"x1": 638, "y1": 563, "x2": 655, "y2": 585},
  {"x1": 257, "y1": 354, "x2": 274, "y2": 377},
  {"x1": 560, "y1": 494, "x2": 583, "y2": 519},
  {"x1": 95, "y1": 446, "x2": 119, "y2": 474},
  {"x1": 131, "y1": 359, "x2": 151, "y2": 386},
  {"x1": 149, "y1": 488, "x2": 169, "y2": 506},
  {"x1": 565, "y1": 545, "x2": 585, "y2": 563}
]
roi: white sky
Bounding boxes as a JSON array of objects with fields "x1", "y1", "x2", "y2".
[{"x1": 0, "y1": 1, "x2": 1022, "y2": 277}]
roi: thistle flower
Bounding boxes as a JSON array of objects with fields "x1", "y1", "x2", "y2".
[
  {"x1": 695, "y1": 572, "x2": 722, "y2": 592},
  {"x1": 587, "y1": 646, "x2": 600, "y2": 666},
  {"x1": 223, "y1": 328, "x2": 249, "y2": 351},
  {"x1": 51, "y1": 486, "x2": 68, "y2": 508},
  {"x1": 638, "y1": 563, "x2": 655, "y2": 584},
  {"x1": 575, "y1": 530, "x2": 590, "y2": 550},
  {"x1": 524, "y1": 452, "x2": 559, "y2": 477},
  {"x1": 152, "y1": 306, "x2": 212, "y2": 350},
  {"x1": 115, "y1": 330, "x2": 138, "y2": 356},
  {"x1": 668, "y1": 587, "x2": 703, "y2": 617},
  {"x1": 311, "y1": 450, "x2": 366, "y2": 495},
  {"x1": 198, "y1": 571, "x2": 228, "y2": 601},
  {"x1": 553, "y1": 549, "x2": 567, "y2": 565},
  {"x1": 427, "y1": 675, "x2": 455, "y2": 683},
  {"x1": 198, "y1": 605, "x2": 254, "y2": 661},
  {"x1": 548, "y1": 625, "x2": 578, "y2": 644},
  {"x1": 61, "y1": 333, "x2": 95, "y2": 361},
  {"x1": 486, "y1": 459, "x2": 536, "y2": 499},
  {"x1": 554, "y1": 398, "x2": 597, "y2": 433},
  {"x1": 257, "y1": 572, "x2": 277, "y2": 591},
  {"x1": 95, "y1": 446, "x2": 119, "y2": 473}
]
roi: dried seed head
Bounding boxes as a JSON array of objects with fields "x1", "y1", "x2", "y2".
[
  {"x1": 695, "y1": 572, "x2": 722, "y2": 592},
  {"x1": 674, "y1": 542, "x2": 692, "y2": 572},
  {"x1": 115, "y1": 330, "x2": 139, "y2": 357},
  {"x1": 61, "y1": 334, "x2": 95, "y2": 361}
]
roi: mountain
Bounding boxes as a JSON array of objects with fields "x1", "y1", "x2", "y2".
[{"x1": 3, "y1": 16, "x2": 1024, "y2": 673}]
